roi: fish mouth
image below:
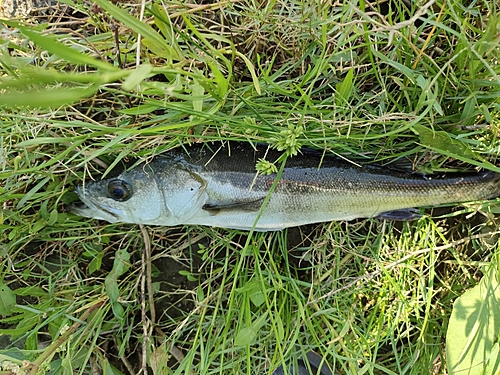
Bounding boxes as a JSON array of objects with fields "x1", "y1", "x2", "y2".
[{"x1": 71, "y1": 186, "x2": 121, "y2": 223}]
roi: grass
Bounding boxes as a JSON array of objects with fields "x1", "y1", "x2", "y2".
[{"x1": 0, "y1": 0, "x2": 500, "y2": 374}]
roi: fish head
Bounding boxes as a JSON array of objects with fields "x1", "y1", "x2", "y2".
[
  {"x1": 72, "y1": 159, "x2": 208, "y2": 225},
  {"x1": 71, "y1": 169, "x2": 166, "y2": 224}
]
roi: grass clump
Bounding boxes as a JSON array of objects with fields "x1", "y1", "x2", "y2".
[{"x1": 1, "y1": 0, "x2": 500, "y2": 374}]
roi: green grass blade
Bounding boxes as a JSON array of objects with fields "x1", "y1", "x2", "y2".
[
  {"x1": 0, "y1": 85, "x2": 99, "y2": 108},
  {"x1": 2, "y1": 20, "x2": 118, "y2": 72},
  {"x1": 92, "y1": 0, "x2": 182, "y2": 61}
]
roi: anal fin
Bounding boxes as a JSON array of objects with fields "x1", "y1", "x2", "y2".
[{"x1": 377, "y1": 208, "x2": 422, "y2": 221}]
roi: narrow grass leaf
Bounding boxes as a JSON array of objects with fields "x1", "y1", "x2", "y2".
[
  {"x1": 371, "y1": 49, "x2": 416, "y2": 82},
  {"x1": 208, "y1": 62, "x2": 229, "y2": 98},
  {"x1": 2, "y1": 21, "x2": 117, "y2": 72},
  {"x1": 235, "y1": 51, "x2": 261, "y2": 95},
  {"x1": 335, "y1": 68, "x2": 354, "y2": 106},
  {"x1": 150, "y1": 2, "x2": 183, "y2": 58},
  {"x1": 476, "y1": 14, "x2": 499, "y2": 56},
  {"x1": 150, "y1": 3, "x2": 175, "y2": 41},
  {"x1": 274, "y1": 313, "x2": 284, "y2": 343},
  {"x1": 92, "y1": 0, "x2": 181, "y2": 61},
  {"x1": 15, "y1": 137, "x2": 80, "y2": 147},
  {"x1": 0, "y1": 68, "x2": 127, "y2": 89},
  {"x1": 0, "y1": 85, "x2": 99, "y2": 108},
  {"x1": 0, "y1": 282, "x2": 16, "y2": 316},
  {"x1": 455, "y1": 37, "x2": 468, "y2": 73},
  {"x1": 446, "y1": 266, "x2": 500, "y2": 375},
  {"x1": 460, "y1": 97, "x2": 477, "y2": 126},
  {"x1": 119, "y1": 104, "x2": 161, "y2": 115},
  {"x1": 16, "y1": 177, "x2": 50, "y2": 209}
]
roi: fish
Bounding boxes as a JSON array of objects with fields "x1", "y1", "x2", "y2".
[
  {"x1": 71, "y1": 142, "x2": 500, "y2": 231},
  {"x1": 273, "y1": 350, "x2": 335, "y2": 375}
]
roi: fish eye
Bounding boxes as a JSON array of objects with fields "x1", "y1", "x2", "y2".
[{"x1": 107, "y1": 179, "x2": 132, "y2": 201}]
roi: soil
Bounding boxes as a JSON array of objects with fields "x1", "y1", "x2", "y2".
[{"x1": 0, "y1": 0, "x2": 60, "y2": 19}]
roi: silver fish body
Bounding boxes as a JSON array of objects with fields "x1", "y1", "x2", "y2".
[{"x1": 72, "y1": 143, "x2": 500, "y2": 231}]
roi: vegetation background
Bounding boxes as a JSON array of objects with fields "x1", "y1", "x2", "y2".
[{"x1": 0, "y1": 0, "x2": 500, "y2": 374}]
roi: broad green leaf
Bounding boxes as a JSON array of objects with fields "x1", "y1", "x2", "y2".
[
  {"x1": 335, "y1": 68, "x2": 354, "y2": 105},
  {"x1": 88, "y1": 252, "x2": 104, "y2": 275},
  {"x1": 236, "y1": 278, "x2": 269, "y2": 307},
  {"x1": 149, "y1": 342, "x2": 171, "y2": 374},
  {"x1": 105, "y1": 248, "x2": 130, "y2": 304},
  {"x1": 0, "y1": 85, "x2": 99, "y2": 108},
  {"x1": 248, "y1": 281, "x2": 267, "y2": 307},
  {"x1": 483, "y1": 343, "x2": 500, "y2": 375},
  {"x1": 190, "y1": 78, "x2": 205, "y2": 113},
  {"x1": 413, "y1": 124, "x2": 498, "y2": 171},
  {"x1": 92, "y1": 0, "x2": 181, "y2": 61},
  {"x1": 13, "y1": 286, "x2": 48, "y2": 297},
  {"x1": 178, "y1": 270, "x2": 198, "y2": 282},
  {"x1": 102, "y1": 357, "x2": 126, "y2": 375},
  {"x1": 446, "y1": 266, "x2": 500, "y2": 375},
  {"x1": 110, "y1": 301, "x2": 125, "y2": 321},
  {"x1": 0, "y1": 282, "x2": 16, "y2": 316},
  {"x1": 121, "y1": 64, "x2": 153, "y2": 91},
  {"x1": 234, "y1": 313, "x2": 267, "y2": 346},
  {"x1": 0, "y1": 326, "x2": 35, "y2": 337},
  {"x1": 234, "y1": 326, "x2": 256, "y2": 347},
  {"x1": 0, "y1": 348, "x2": 26, "y2": 362}
]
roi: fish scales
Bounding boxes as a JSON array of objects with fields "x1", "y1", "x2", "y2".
[{"x1": 72, "y1": 143, "x2": 500, "y2": 231}]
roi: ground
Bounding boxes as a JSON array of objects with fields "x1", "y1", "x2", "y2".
[{"x1": 1, "y1": 1, "x2": 500, "y2": 375}]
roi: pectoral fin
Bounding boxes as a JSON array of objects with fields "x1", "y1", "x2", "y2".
[
  {"x1": 202, "y1": 197, "x2": 265, "y2": 214},
  {"x1": 377, "y1": 208, "x2": 422, "y2": 221}
]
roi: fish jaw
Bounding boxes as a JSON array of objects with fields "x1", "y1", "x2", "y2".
[{"x1": 71, "y1": 185, "x2": 123, "y2": 223}]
